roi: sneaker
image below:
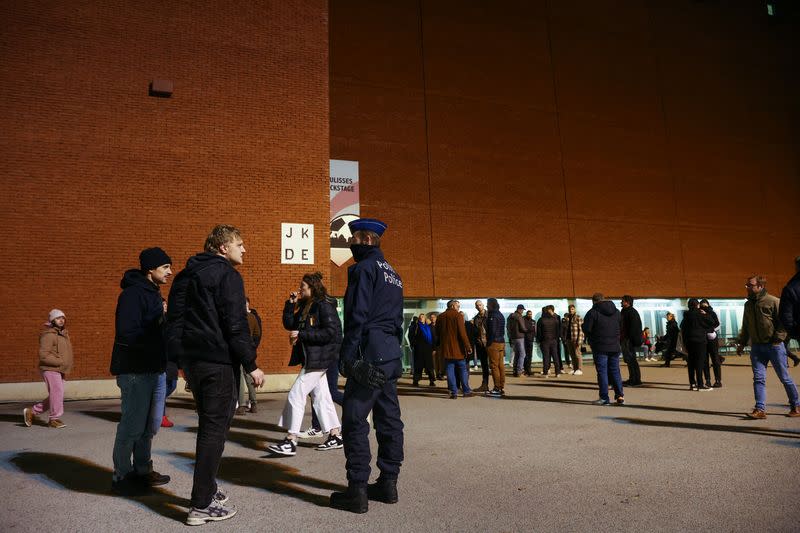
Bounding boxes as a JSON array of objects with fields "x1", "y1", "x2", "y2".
[
  {"x1": 474, "y1": 383, "x2": 489, "y2": 393},
  {"x1": 448, "y1": 393, "x2": 458, "y2": 399},
  {"x1": 247, "y1": 402, "x2": 257, "y2": 414},
  {"x1": 186, "y1": 500, "x2": 237, "y2": 526},
  {"x1": 689, "y1": 385, "x2": 698, "y2": 391},
  {"x1": 160, "y1": 415, "x2": 174, "y2": 428},
  {"x1": 297, "y1": 427, "x2": 321, "y2": 439},
  {"x1": 463, "y1": 391, "x2": 474, "y2": 398},
  {"x1": 746, "y1": 409, "x2": 767, "y2": 419},
  {"x1": 48, "y1": 419, "x2": 66, "y2": 429},
  {"x1": 267, "y1": 438, "x2": 297, "y2": 456},
  {"x1": 316, "y1": 434, "x2": 344, "y2": 451},
  {"x1": 139, "y1": 470, "x2": 170, "y2": 486},
  {"x1": 573, "y1": 369, "x2": 583, "y2": 376},
  {"x1": 787, "y1": 406, "x2": 800, "y2": 418},
  {"x1": 698, "y1": 385, "x2": 713, "y2": 392},
  {"x1": 213, "y1": 490, "x2": 229, "y2": 504},
  {"x1": 23, "y1": 407, "x2": 34, "y2": 427},
  {"x1": 712, "y1": 382, "x2": 722, "y2": 388},
  {"x1": 592, "y1": 399, "x2": 611, "y2": 406},
  {"x1": 234, "y1": 406, "x2": 246, "y2": 415},
  {"x1": 487, "y1": 388, "x2": 504, "y2": 397},
  {"x1": 616, "y1": 397, "x2": 625, "y2": 405}
]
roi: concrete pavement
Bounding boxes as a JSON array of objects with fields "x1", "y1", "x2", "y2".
[{"x1": 1, "y1": 356, "x2": 799, "y2": 532}]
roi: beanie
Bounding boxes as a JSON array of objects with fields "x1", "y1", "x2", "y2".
[
  {"x1": 49, "y1": 309, "x2": 66, "y2": 322},
  {"x1": 139, "y1": 247, "x2": 172, "y2": 272}
]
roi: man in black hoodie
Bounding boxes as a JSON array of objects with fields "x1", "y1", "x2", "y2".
[
  {"x1": 620, "y1": 295, "x2": 643, "y2": 386},
  {"x1": 582, "y1": 293, "x2": 624, "y2": 405},
  {"x1": 536, "y1": 306, "x2": 562, "y2": 377},
  {"x1": 166, "y1": 225, "x2": 265, "y2": 526},
  {"x1": 110, "y1": 247, "x2": 173, "y2": 495}
]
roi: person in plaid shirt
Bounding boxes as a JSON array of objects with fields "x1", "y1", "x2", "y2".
[{"x1": 563, "y1": 304, "x2": 585, "y2": 375}]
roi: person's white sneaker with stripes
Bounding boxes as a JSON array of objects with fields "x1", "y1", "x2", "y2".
[{"x1": 267, "y1": 437, "x2": 297, "y2": 456}]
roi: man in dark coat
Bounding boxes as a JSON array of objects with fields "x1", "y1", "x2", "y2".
[
  {"x1": 536, "y1": 306, "x2": 562, "y2": 377},
  {"x1": 523, "y1": 310, "x2": 536, "y2": 376},
  {"x1": 779, "y1": 256, "x2": 800, "y2": 366},
  {"x1": 330, "y1": 218, "x2": 405, "y2": 513},
  {"x1": 166, "y1": 225, "x2": 264, "y2": 526},
  {"x1": 110, "y1": 247, "x2": 173, "y2": 496},
  {"x1": 620, "y1": 295, "x2": 643, "y2": 386},
  {"x1": 582, "y1": 293, "x2": 624, "y2": 405}
]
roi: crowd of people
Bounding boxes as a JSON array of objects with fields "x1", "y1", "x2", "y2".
[{"x1": 18, "y1": 217, "x2": 800, "y2": 523}]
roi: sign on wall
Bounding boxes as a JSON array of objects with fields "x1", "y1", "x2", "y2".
[
  {"x1": 330, "y1": 159, "x2": 360, "y2": 266},
  {"x1": 281, "y1": 223, "x2": 314, "y2": 264}
]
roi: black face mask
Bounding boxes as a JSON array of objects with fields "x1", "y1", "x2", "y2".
[{"x1": 350, "y1": 243, "x2": 374, "y2": 262}]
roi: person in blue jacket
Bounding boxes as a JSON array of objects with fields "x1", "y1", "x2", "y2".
[{"x1": 330, "y1": 218, "x2": 404, "y2": 514}]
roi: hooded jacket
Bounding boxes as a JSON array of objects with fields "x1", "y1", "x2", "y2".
[
  {"x1": 536, "y1": 313, "x2": 561, "y2": 343},
  {"x1": 39, "y1": 325, "x2": 74, "y2": 374},
  {"x1": 582, "y1": 300, "x2": 621, "y2": 353},
  {"x1": 283, "y1": 296, "x2": 342, "y2": 370},
  {"x1": 110, "y1": 269, "x2": 166, "y2": 375},
  {"x1": 165, "y1": 253, "x2": 256, "y2": 372}
]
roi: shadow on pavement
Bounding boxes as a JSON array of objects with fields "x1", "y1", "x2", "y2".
[
  {"x1": 614, "y1": 417, "x2": 800, "y2": 439},
  {"x1": 8, "y1": 452, "x2": 189, "y2": 522},
  {"x1": 173, "y1": 452, "x2": 346, "y2": 507},
  {"x1": 508, "y1": 394, "x2": 744, "y2": 418},
  {"x1": 79, "y1": 410, "x2": 121, "y2": 423},
  {"x1": 0, "y1": 413, "x2": 29, "y2": 427}
]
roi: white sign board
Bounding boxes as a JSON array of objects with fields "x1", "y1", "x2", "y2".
[
  {"x1": 281, "y1": 223, "x2": 314, "y2": 264},
  {"x1": 330, "y1": 159, "x2": 359, "y2": 266}
]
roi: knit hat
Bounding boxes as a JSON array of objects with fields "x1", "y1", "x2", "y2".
[
  {"x1": 139, "y1": 247, "x2": 172, "y2": 272},
  {"x1": 49, "y1": 309, "x2": 66, "y2": 322}
]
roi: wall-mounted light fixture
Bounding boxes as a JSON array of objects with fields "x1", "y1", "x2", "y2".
[{"x1": 149, "y1": 79, "x2": 173, "y2": 98}]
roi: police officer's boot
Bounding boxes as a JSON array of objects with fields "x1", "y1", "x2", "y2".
[
  {"x1": 330, "y1": 484, "x2": 368, "y2": 513},
  {"x1": 367, "y1": 477, "x2": 398, "y2": 504}
]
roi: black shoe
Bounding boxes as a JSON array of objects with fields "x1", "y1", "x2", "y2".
[
  {"x1": 138, "y1": 470, "x2": 170, "y2": 487},
  {"x1": 429, "y1": 381, "x2": 436, "y2": 386},
  {"x1": 448, "y1": 393, "x2": 457, "y2": 399},
  {"x1": 330, "y1": 485, "x2": 368, "y2": 513},
  {"x1": 367, "y1": 478, "x2": 398, "y2": 504},
  {"x1": 111, "y1": 472, "x2": 148, "y2": 496},
  {"x1": 412, "y1": 381, "x2": 419, "y2": 387},
  {"x1": 712, "y1": 382, "x2": 722, "y2": 388},
  {"x1": 622, "y1": 380, "x2": 632, "y2": 386}
]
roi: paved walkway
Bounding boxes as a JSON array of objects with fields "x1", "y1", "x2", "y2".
[{"x1": 1, "y1": 357, "x2": 799, "y2": 532}]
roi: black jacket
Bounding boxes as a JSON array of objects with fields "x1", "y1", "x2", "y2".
[
  {"x1": 283, "y1": 297, "x2": 342, "y2": 370},
  {"x1": 110, "y1": 269, "x2": 166, "y2": 375},
  {"x1": 536, "y1": 314, "x2": 561, "y2": 343},
  {"x1": 680, "y1": 308, "x2": 714, "y2": 344},
  {"x1": 523, "y1": 317, "x2": 536, "y2": 342},
  {"x1": 665, "y1": 319, "x2": 679, "y2": 350},
  {"x1": 621, "y1": 306, "x2": 643, "y2": 347},
  {"x1": 582, "y1": 300, "x2": 621, "y2": 353},
  {"x1": 485, "y1": 309, "x2": 506, "y2": 344},
  {"x1": 780, "y1": 271, "x2": 800, "y2": 339},
  {"x1": 165, "y1": 253, "x2": 256, "y2": 372}
]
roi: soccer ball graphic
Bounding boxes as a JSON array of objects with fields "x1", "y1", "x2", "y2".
[{"x1": 330, "y1": 214, "x2": 358, "y2": 249}]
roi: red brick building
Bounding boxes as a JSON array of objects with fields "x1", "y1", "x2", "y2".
[{"x1": 1, "y1": 1, "x2": 797, "y2": 385}]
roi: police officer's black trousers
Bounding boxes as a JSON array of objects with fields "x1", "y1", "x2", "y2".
[{"x1": 342, "y1": 358, "x2": 404, "y2": 486}]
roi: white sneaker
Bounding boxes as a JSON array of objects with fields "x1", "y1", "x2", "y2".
[
  {"x1": 297, "y1": 427, "x2": 321, "y2": 439},
  {"x1": 267, "y1": 438, "x2": 297, "y2": 456},
  {"x1": 186, "y1": 500, "x2": 237, "y2": 526},
  {"x1": 573, "y1": 369, "x2": 583, "y2": 376}
]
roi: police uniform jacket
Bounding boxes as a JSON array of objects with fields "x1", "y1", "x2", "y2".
[
  {"x1": 282, "y1": 297, "x2": 342, "y2": 370},
  {"x1": 339, "y1": 246, "x2": 404, "y2": 365}
]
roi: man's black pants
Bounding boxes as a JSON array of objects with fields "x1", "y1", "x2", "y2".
[
  {"x1": 185, "y1": 361, "x2": 237, "y2": 509},
  {"x1": 540, "y1": 340, "x2": 560, "y2": 375},
  {"x1": 621, "y1": 339, "x2": 641, "y2": 384}
]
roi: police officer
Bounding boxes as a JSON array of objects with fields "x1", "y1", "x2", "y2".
[{"x1": 330, "y1": 218, "x2": 405, "y2": 514}]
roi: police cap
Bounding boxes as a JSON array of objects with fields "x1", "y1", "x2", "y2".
[{"x1": 348, "y1": 218, "x2": 387, "y2": 236}]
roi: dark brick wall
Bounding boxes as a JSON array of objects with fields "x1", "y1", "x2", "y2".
[
  {"x1": 329, "y1": 0, "x2": 800, "y2": 299},
  {"x1": 0, "y1": 1, "x2": 329, "y2": 382}
]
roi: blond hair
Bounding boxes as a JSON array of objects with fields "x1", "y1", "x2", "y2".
[{"x1": 204, "y1": 224, "x2": 242, "y2": 254}]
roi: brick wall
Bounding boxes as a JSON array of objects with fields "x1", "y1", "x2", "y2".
[
  {"x1": 0, "y1": 1, "x2": 330, "y2": 382},
  {"x1": 330, "y1": 0, "x2": 800, "y2": 298}
]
